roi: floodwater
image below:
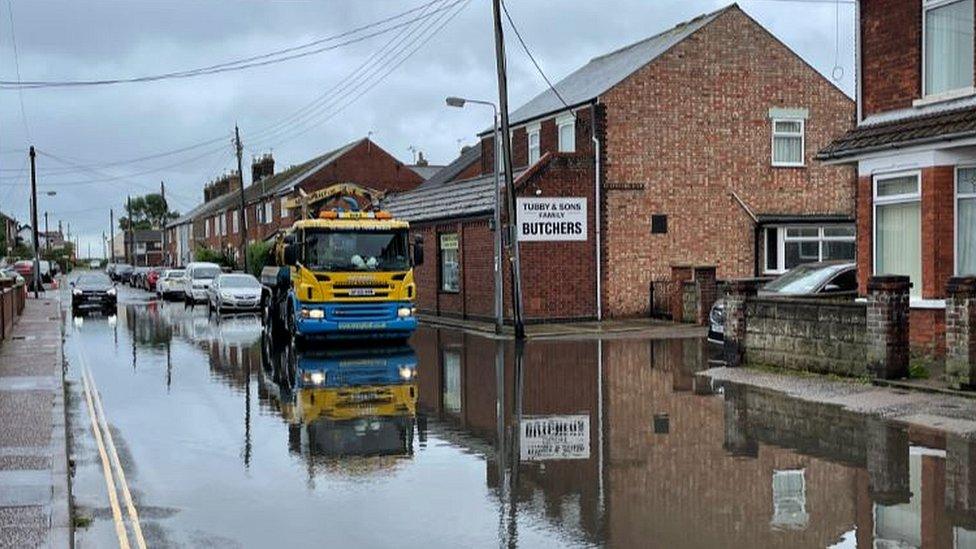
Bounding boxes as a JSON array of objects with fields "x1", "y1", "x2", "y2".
[{"x1": 63, "y1": 284, "x2": 976, "y2": 548}]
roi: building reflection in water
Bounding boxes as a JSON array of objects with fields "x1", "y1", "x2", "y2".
[{"x1": 413, "y1": 328, "x2": 976, "y2": 548}]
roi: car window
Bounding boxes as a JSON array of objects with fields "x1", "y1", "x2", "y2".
[
  {"x1": 764, "y1": 263, "x2": 850, "y2": 295},
  {"x1": 192, "y1": 266, "x2": 220, "y2": 279},
  {"x1": 822, "y1": 269, "x2": 857, "y2": 293},
  {"x1": 78, "y1": 274, "x2": 111, "y2": 285},
  {"x1": 219, "y1": 275, "x2": 260, "y2": 288},
  {"x1": 166, "y1": 270, "x2": 185, "y2": 278}
]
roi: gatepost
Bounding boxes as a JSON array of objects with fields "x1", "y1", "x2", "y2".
[
  {"x1": 723, "y1": 278, "x2": 761, "y2": 367},
  {"x1": 866, "y1": 275, "x2": 911, "y2": 380},
  {"x1": 693, "y1": 265, "x2": 718, "y2": 326},
  {"x1": 947, "y1": 276, "x2": 976, "y2": 389}
]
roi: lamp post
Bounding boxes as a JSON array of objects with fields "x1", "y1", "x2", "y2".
[{"x1": 446, "y1": 96, "x2": 504, "y2": 335}]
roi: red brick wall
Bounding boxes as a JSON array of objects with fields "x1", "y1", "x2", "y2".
[
  {"x1": 857, "y1": 175, "x2": 873, "y2": 294},
  {"x1": 911, "y1": 307, "x2": 946, "y2": 356},
  {"x1": 480, "y1": 108, "x2": 595, "y2": 176},
  {"x1": 600, "y1": 7, "x2": 856, "y2": 316},
  {"x1": 412, "y1": 153, "x2": 597, "y2": 322},
  {"x1": 922, "y1": 166, "x2": 954, "y2": 299},
  {"x1": 860, "y1": 0, "x2": 922, "y2": 117}
]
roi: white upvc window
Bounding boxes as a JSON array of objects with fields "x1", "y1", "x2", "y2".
[
  {"x1": 763, "y1": 224, "x2": 856, "y2": 274},
  {"x1": 771, "y1": 470, "x2": 809, "y2": 530},
  {"x1": 957, "y1": 166, "x2": 976, "y2": 275},
  {"x1": 771, "y1": 118, "x2": 804, "y2": 166},
  {"x1": 527, "y1": 123, "x2": 541, "y2": 165},
  {"x1": 264, "y1": 201, "x2": 274, "y2": 224},
  {"x1": 874, "y1": 172, "x2": 922, "y2": 296},
  {"x1": 255, "y1": 204, "x2": 263, "y2": 225},
  {"x1": 280, "y1": 196, "x2": 290, "y2": 218},
  {"x1": 205, "y1": 218, "x2": 210, "y2": 238},
  {"x1": 232, "y1": 211, "x2": 239, "y2": 234},
  {"x1": 219, "y1": 214, "x2": 226, "y2": 236},
  {"x1": 557, "y1": 114, "x2": 575, "y2": 153},
  {"x1": 923, "y1": 0, "x2": 975, "y2": 98}
]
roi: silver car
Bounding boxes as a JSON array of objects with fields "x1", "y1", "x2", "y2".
[
  {"x1": 182, "y1": 262, "x2": 222, "y2": 304},
  {"x1": 157, "y1": 269, "x2": 185, "y2": 300},
  {"x1": 208, "y1": 273, "x2": 262, "y2": 313}
]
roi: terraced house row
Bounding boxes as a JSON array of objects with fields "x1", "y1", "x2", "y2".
[{"x1": 169, "y1": 4, "x2": 856, "y2": 317}]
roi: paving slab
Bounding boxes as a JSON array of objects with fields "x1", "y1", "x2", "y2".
[{"x1": 0, "y1": 294, "x2": 71, "y2": 548}]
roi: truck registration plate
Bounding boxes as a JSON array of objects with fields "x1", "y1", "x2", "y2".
[
  {"x1": 337, "y1": 322, "x2": 386, "y2": 330},
  {"x1": 348, "y1": 288, "x2": 375, "y2": 296}
]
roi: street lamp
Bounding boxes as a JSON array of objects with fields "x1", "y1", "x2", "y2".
[{"x1": 446, "y1": 95, "x2": 504, "y2": 334}]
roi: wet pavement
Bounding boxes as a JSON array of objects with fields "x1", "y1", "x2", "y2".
[{"x1": 62, "y1": 280, "x2": 976, "y2": 548}]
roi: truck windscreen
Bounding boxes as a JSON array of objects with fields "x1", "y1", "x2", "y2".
[{"x1": 303, "y1": 229, "x2": 410, "y2": 272}]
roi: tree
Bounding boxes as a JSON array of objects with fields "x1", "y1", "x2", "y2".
[{"x1": 118, "y1": 193, "x2": 179, "y2": 231}]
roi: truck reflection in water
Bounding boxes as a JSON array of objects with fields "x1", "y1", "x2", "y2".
[{"x1": 261, "y1": 338, "x2": 417, "y2": 461}]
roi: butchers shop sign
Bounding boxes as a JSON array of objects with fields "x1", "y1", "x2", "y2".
[{"x1": 516, "y1": 197, "x2": 587, "y2": 242}]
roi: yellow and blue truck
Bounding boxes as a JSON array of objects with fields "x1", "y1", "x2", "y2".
[{"x1": 261, "y1": 183, "x2": 423, "y2": 342}]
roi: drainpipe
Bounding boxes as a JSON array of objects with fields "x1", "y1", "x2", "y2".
[
  {"x1": 592, "y1": 101, "x2": 603, "y2": 321},
  {"x1": 855, "y1": 0, "x2": 862, "y2": 125}
]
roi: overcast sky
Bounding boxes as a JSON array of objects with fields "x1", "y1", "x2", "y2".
[{"x1": 0, "y1": 0, "x2": 855, "y2": 257}]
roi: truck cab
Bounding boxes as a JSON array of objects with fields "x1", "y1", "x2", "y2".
[{"x1": 262, "y1": 185, "x2": 423, "y2": 342}]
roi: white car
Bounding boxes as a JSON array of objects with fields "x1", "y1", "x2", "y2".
[
  {"x1": 156, "y1": 269, "x2": 185, "y2": 300},
  {"x1": 181, "y1": 262, "x2": 221, "y2": 304},
  {"x1": 208, "y1": 273, "x2": 262, "y2": 313}
]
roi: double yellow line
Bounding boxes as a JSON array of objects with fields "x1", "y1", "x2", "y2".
[{"x1": 78, "y1": 349, "x2": 147, "y2": 549}]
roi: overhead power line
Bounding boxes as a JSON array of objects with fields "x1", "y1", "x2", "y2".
[
  {"x1": 5, "y1": 0, "x2": 30, "y2": 140},
  {"x1": 500, "y1": 0, "x2": 574, "y2": 116},
  {"x1": 0, "y1": 0, "x2": 463, "y2": 89}
]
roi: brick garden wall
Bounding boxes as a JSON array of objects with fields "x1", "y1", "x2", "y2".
[
  {"x1": 598, "y1": 7, "x2": 856, "y2": 317},
  {"x1": 743, "y1": 298, "x2": 869, "y2": 376}
]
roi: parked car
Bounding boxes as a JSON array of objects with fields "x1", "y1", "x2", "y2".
[
  {"x1": 89, "y1": 260, "x2": 101, "y2": 269},
  {"x1": 115, "y1": 264, "x2": 134, "y2": 284},
  {"x1": 708, "y1": 261, "x2": 857, "y2": 343},
  {"x1": 208, "y1": 273, "x2": 262, "y2": 313},
  {"x1": 182, "y1": 262, "x2": 221, "y2": 304},
  {"x1": 70, "y1": 272, "x2": 117, "y2": 315},
  {"x1": 106, "y1": 263, "x2": 117, "y2": 279},
  {"x1": 156, "y1": 269, "x2": 185, "y2": 300},
  {"x1": 11, "y1": 259, "x2": 52, "y2": 285},
  {"x1": 144, "y1": 268, "x2": 160, "y2": 292}
]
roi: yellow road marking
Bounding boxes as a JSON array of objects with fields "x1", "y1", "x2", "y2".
[
  {"x1": 83, "y1": 364, "x2": 147, "y2": 549},
  {"x1": 80, "y1": 366, "x2": 130, "y2": 549}
]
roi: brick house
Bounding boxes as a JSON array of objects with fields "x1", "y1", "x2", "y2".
[
  {"x1": 817, "y1": 0, "x2": 976, "y2": 353},
  {"x1": 165, "y1": 137, "x2": 423, "y2": 266},
  {"x1": 387, "y1": 4, "x2": 856, "y2": 322}
]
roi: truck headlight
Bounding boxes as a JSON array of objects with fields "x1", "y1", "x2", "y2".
[
  {"x1": 397, "y1": 307, "x2": 415, "y2": 318},
  {"x1": 301, "y1": 308, "x2": 324, "y2": 319},
  {"x1": 106, "y1": 287, "x2": 116, "y2": 296},
  {"x1": 72, "y1": 288, "x2": 82, "y2": 296},
  {"x1": 303, "y1": 371, "x2": 326, "y2": 386},
  {"x1": 398, "y1": 367, "x2": 415, "y2": 380}
]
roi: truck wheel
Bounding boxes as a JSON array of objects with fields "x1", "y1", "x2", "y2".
[{"x1": 287, "y1": 302, "x2": 303, "y2": 347}]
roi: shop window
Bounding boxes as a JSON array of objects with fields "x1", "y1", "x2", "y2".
[
  {"x1": 924, "y1": 0, "x2": 974, "y2": 97},
  {"x1": 874, "y1": 173, "x2": 922, "y2": 296},
  {"x1": 439, "y1": 233, "x2": 459, "y2": 292}
]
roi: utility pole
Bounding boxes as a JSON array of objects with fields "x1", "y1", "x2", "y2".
[
  {"x1": 43, "y1": 211, "x2": 49, "y2": 253},
  {"x1": 102, "y1": 231, "x2": 106, "y2": 261},
  {"x1": 160, "y1": 180, "x2": 168, "y2": 265},
  {"x1": 126, "y1": 195, "x2": 133, "y2": 265},
  {"x1": 28, "y1": 147, "x2": 40, "y2": 298},
  {"x1": 235, "y1": 125, "x2": 249, "y2": 271},
  {"x1": 491, "y1": 0, "x2": 526, "y2": 339},
  {"x1": 109, "y1": 209, "x2": 115, "y2": 263}
]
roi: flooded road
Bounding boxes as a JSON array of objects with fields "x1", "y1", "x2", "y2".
[{"x1": 64, "y1": 284, "x2": 976, "y2": 548}]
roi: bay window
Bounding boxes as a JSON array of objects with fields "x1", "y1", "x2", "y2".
[
  {"x1": 439, "y1": 233, "x2": 459, "y2": 292},
  {"x1": 763, "y1": 224, "x2": 855, "y2": 274},
  {"x1": 923, "y1": 0, "x2": 974, "y2": 97},
  {"x1": 958, "y1": 167, "x2": 976, "y2": 274},
  {"x1": 772, "y1": 118, "x2": 804, "y2": 166},
  {"x1": 874, "y1": 173, "x2": 922, "y2": 296}
]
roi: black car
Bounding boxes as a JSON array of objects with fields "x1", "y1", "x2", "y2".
[
  {"x1": 71, "y1": 273, "x2": 118, "y2": 314},
  {"x1": 115, "y1": 264, "x2": 134, "y2": 284}
]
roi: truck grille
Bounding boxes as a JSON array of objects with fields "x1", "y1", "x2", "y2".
[{"x1": 330, "y1": 306, "x2": 394, "y2": 320}]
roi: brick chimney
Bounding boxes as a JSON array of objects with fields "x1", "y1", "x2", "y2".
[
  {"x1": 415, "y1": 151, "x2": 428, "y2": 167},
  {"x1": 203, "y1": 171, "x2": 241, "y2": 202},
  {"x1": 252, "y1": 153, "x2": 274, "y2": 184}
]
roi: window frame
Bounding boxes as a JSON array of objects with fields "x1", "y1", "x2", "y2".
[
  {"x1": 527, "y1": 123, "x2": 541, "y2": 165},
  {"x1": 872, "y1": 170, "x2": 922, "y2": 287},
  {"x1": 762, "y1": 224, "x2": 856, "y2": 275},
  {"x1": 771, "y1": 117, "x2": 805, "y2": 167},
  {"x1": 438, "y1": 232, "x2": 460, "y2": 293},
  {"x1": 557, "y1": 114, "x2": 576, "y2": 153},
  {"x1": 280, "y1": 196, "x2": 290, "y2": 218},
  {"x1": 264, "y1": 201, "x2": 274, "y2": 225},
  {"x1": 232, "y1": 210, "x2": 240, "y2": 234},
  {"x1": 921, "y1": 0, "x2": 976, "y2": 99},
  {"x1": 956, "y1": 165, "x2": 976, "y2": 275}
]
